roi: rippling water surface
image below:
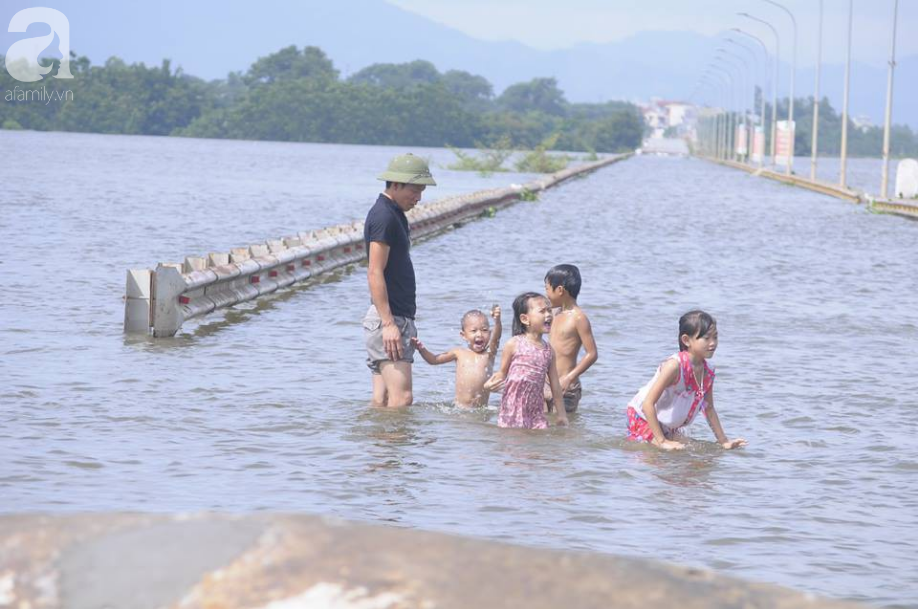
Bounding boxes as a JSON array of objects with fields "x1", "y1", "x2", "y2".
[{"x1": 2, "y1": 131, "x2": 917, "y2": 608}]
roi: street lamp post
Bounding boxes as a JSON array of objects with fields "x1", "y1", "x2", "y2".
[
  {"x1": 709, "y1": 80, "x2": 725, "y2": 160},
  {"x1": 840, "y1": 0, "x2": 854, "y2": 188},
  {"x1": 713, "y1": 62, "x2": 739, "y2": 162},
  {"x1": 710, "y1": 68, "x2": 734, "y2": 161},
  {"x1": 811, "y1": 0, "x2": 823, "y2": 181},
  {"x1": 732, "y1": 28, "x2": 771, "y2": 168},
  {"x1": 700, "y1": 75, "x2": 723, "y2": 159},
  {"x1": 739, "y1": 13, "x2": 780, "y2": 167},
  {"x1": 881, "y1": 0, "x2": 899, "y2": 199},
  {"x1": 717, "y1": 50, "x2": 749, "y2": 164},
  {"x1": 726, "y1": 38, "x2": 760, "y2": 166},
  {"x1": 692, "y1": 69, "x2": 717, "y2": 157},
  {"x1": 763, "y1": 0, "x2": 797, "y2": 175}
]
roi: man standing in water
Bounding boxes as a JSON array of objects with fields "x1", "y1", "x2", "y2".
[{"x1": 362, "y1": 153, "x2": 436, "y2": 407}]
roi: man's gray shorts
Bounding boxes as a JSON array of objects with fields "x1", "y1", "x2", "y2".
[{"x1": 363, "y1": 305, "x2": 417, "y2": 374}]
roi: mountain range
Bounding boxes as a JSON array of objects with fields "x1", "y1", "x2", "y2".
[{"x1": 2, "y1": 0, "x2": 915, "y2": 128}]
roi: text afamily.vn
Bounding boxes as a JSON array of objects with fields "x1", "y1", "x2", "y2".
[{"x1": 4, "y1": 86, "x2": 74, "y2": 105}]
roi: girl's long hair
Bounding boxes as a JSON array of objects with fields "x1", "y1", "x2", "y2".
[{"x1": 512, "y1": 292, "x2": 545, "y2": 336}]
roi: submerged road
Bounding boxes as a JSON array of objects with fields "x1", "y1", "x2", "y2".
[{"x1": 2, "y1": 132, "x2": 917, "y2": 607}]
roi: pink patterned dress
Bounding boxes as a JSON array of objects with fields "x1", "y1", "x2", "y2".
[{"x1": 498, "y1": 337, "x2": 553, "y2": 429}]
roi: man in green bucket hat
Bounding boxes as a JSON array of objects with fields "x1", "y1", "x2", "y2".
[{"x1": 362, "y1": 153, "x2": 436, "y2": 407}]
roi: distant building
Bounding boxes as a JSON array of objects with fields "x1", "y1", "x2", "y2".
[
  {"x1": 640, "y1": 99, "x2": 697, "y2": 138},
  {"x1": 852, "y1": 114, "x2": 874, "y2": 133}
]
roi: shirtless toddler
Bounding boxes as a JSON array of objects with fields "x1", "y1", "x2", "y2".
[
  {"x1": 543, "y1": 265, "x2": 598, "y2": 413},
  {"x1": 412, "y1": 306, "x2": 502, "y2": 407}
]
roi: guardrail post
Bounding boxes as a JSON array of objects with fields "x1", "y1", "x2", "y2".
[
  {"x1": 896, "y1": 159, "x2": 918, "y2": 199},
  {"x1": 123, "y1": 269, "x2": 152, "y2": 334},
  {"x1": 152, "y1": 264, "x2": 186, "y2": 338}
]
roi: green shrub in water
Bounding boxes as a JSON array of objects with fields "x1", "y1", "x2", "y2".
[
  {"x1": 447, "y1": 136, "x2": 513, "y2": 176},
  {"x1": 2, "y1": 119, "x2": 23, "y2": 130},
  {"x1": 582, "y1": 147, "x2": 599, "y2": 162},
  {"x1": 515, "y1": 134, "x2": 571, "y2": 173},
  {"x1": 519, "y1": 190, "x2": 539, "y2": 202}
]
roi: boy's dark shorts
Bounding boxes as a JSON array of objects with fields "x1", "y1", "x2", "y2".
[{"x1": 363, "y1": 305, "x2": 417, "y2": 374}]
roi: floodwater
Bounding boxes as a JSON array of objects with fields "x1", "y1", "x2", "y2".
[{"x1": 2, "y1": 131, "x2": 917, "y2": 608}]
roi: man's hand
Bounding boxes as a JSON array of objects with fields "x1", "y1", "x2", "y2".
[{"x1": 382, "y1": 321, "x2": 403, "y2": 361}]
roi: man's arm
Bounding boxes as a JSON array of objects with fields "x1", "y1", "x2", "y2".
[{"x1": 367, "y1": 241, "x2": 402, "y2": 361}]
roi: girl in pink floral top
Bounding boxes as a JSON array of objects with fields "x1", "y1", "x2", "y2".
[
  {"x1": 626, "y1": 310, "x2": 746, "y2": 451},
  {"x1": 485, "y1": 292, "x2": 569, "y2": 429}
]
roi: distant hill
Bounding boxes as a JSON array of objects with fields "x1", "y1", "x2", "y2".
[{"x1": 2, "y1": 0, "x2": 915, "y2": 127}]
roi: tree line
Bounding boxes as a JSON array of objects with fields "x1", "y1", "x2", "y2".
[{"x1": 0, "y1": 46, "x2": 644, "y2": 153}]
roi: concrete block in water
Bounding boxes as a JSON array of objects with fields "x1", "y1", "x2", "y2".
[
  {"x1": 152, "y1": 264, "x2": 185, "y2": 338},
  {"x1": 123, "y1": 269, "x2": 152, "y2": 333},
  {"x1": 895, "y1": 159, "x2": 918, "y2": 199}
]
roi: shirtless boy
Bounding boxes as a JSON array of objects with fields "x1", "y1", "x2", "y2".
[
  {"x1": 544, "y1": 265, "x2": 598, "y2": 413},
  {"x1": 411, "y1": 306, "x2": 502, "y2": 407}
]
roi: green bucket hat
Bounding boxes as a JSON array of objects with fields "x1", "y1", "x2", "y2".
[{"x1": 377, "y1": 153, "x2": 437, "y2": 186}]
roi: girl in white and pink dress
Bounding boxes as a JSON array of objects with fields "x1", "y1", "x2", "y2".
[{"x1": 626, "y1": 310, "x2": 747, "y2": 451}]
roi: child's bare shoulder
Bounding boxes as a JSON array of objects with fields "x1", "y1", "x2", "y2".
[
  {"x1": 571, "y1": 304, "x2": 590, "y2": 320},
  {"x1": 572, "y1": 305, "x2": 594, "y2": 329}
]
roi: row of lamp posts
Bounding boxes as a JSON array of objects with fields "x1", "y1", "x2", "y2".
[{"x1": 691, "y1": 0, "x2": 900, "y2": 199}]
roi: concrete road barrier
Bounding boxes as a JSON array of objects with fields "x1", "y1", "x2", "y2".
[{"x1": 125, "y1": 154, "x2": 631, "y2": 337}]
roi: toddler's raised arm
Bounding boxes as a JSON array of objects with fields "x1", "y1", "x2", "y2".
[
  {"x1": 487, "y1": 305, "x2": 503, "y2": 357},
  {"x1": 411, "y1": 337, "x2": 457, "y2": 366}
]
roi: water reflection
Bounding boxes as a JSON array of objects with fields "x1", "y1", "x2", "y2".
[{"x1": 628, "y1": 443, "x2": 723, "y2": 490}]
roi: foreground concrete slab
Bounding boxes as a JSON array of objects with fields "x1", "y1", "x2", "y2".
[{"x1": 0, "y1": 513, "x2": 864, "y2": 609}]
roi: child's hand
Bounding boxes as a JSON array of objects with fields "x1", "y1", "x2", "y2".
[
  {"x1": 491, "y1": 304, "x2": 501, "y2": 321},
  {"x1": 559, "y1": 372, "x2": 574, "y2": 393},
  {"x1": 721, "y1": 438, "x2": 747, "y2": 450},
  {"x1": 555, "y1": 413, "x2": 569, "y2": 427},
  {"x1": 410, "y1": 337, "x2": 425, "y2": 351},
  {"x1": 483, "y1": 372, "x2": 504, "y2": 392},
  {"x1": 654, "y1": 439, "x2": 686, "y2": 451}
]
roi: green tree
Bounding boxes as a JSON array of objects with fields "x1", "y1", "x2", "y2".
[
  {"x1": 441, "y1": 69, "x2": 493, "y2": 109},
  {"x1": 497, "y1": 77, "x2": 567, "y2": 117},
  {"x1": 591, "y1": 109, "x2": 645, "y2": 152},
  {"x1": 2, "y1": 45, "x2": 656, "y2": 155},
  {"x1": 245, "y1": 45, "x2": 338, "y2": 86},
  {"x1": 348, "y1": 60, "x2": 440, "y2": 89}
]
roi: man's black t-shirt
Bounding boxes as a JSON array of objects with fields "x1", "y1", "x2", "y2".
[{"x1": 364, "y1": 194, "x2": 416, "y2": 319}]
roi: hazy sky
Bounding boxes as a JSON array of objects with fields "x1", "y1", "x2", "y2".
[{"x1": 389, "y1": 0, "x2": 914, "y2": 68}]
